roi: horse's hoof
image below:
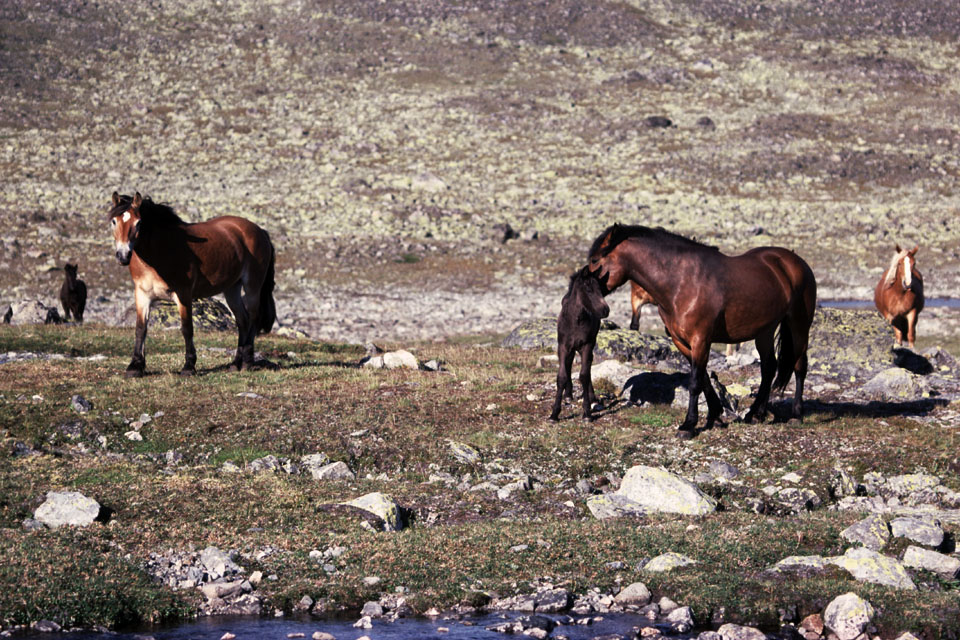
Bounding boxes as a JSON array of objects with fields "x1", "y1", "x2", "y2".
[
  {"x1": 179, "y1": 368, "x2": 196, "y2": 377},
  {"x1": 228, "y1": 362, "x2": 242, "y2": 372},
  {"x1": 124, "y1": 367, "x2": 144, "y2": 378},
  {"x1": 676, "y1": 429, "x2": 696, "y2": 440}
]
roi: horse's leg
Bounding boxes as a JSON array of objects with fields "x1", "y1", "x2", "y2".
[
  {"x1": 891, "y1": 315, "x2": 905, "y2": 346},
  {"x1": 125, "y1": 288, "x2": 151, "y2": 377},
  {"x1": 239, "y1": 285, "x2": 262, "y2": 370},
  {"x1": 678, "y1": 338, "x2": 711, "y2": 438},
  {"x1": 701, "y1": 373, "x2": 724, "y2": 430},
  {"x1": 905, "y1": 308, "x2": 918, "y2": 348},
  {"x1": 579, "y1": 342, "x2": 597, "y2": 420},
  {"x1": 629, "y1": 287, "x2": 641, "y2": 331},
  {"x1": 550, "y1": 342, "x2": 576, "y2": 421},
  {"x1": 173, "y1": 293, "x2": 196, "y2": 376},
  {"x1": 743, "y1": 326, "x2": 776, "y2": 424},
  {"x1": 222, "y1": 283, "x2": 249, "y2": 371}
]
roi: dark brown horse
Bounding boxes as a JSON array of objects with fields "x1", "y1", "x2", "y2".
[
  {"x1": 588, "y1": 224, "x2": 817, "y2": 438},
  {"x1": 874, "y1": 244, "x2": 924, "y2": 348},
  {"x1": 550, "y1": 266, "x2": 610, "y2": 421},
  {"x1": 109, "y1": 192, "x2": 276, "y2": 377}
]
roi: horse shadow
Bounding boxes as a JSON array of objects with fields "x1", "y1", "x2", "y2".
[
  {"x1": 892, "y1": 347, "x2": 934, "y2": 375},
  {"x1": 621, "y1": 371, "x2": 688, "y2": 405}
]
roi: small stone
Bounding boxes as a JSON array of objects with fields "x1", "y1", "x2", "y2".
[
  {"x1": 823, "y1": 593, "x2": 874, "y2": 640},
  {"x1": 312, "y1": 633, "x2": 336, "y2": 640},
  {"x1": 354, "y1": 615, "x2": 373, "y2": 629},
  {"x1": 614, "y1": 582, "x2": 651, "y2": 606},
  {"x1": 70, "y1": 395, "x2": 92, "y2": 413},
  {"x1": 644, "y1": 552, "x2": 696, "y2": 572},
  {"x1": 718, "y1": 623, "x2": 766, "y2": 640},
  {"x1": 220, "y1": 633, "x2": 236, "y2": 640}
]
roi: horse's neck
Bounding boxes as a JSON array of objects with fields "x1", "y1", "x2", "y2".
[
  {"x1": 135, "y1": 224, "x2": 185, "y2": 265},
  {"x1": 622, "y1": 241, "x2": 678, "y2": 301}
]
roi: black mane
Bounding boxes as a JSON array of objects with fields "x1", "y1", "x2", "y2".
[
  {"x1": 588, "y1": 223, "x2": 717, "y2": 259},
  {"x1": 108, "y1": 194, "x2": 186, "y2": 227}
]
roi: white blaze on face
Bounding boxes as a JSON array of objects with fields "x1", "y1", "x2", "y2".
[
  {"x1": 122, "y1": 211, "x2": 131, "y2": 223},
  {"x1": 902, "y1": 255, "x2": 912, "y2": 289}
]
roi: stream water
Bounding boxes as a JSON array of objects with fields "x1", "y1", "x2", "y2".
[
  {"x1": 47, "y1": 612, "x2": 685, "y2": 640},
  {"x1": 820, "y1": 297, "x2": 960, "y2": 309}
]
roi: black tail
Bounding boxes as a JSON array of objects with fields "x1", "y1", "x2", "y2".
[
  {"x1": 771, "y1": 317, "x2": 795, "y2": 393},
  {"x1": 258, "y1": 245, "x2": 276, "y2": 334}
]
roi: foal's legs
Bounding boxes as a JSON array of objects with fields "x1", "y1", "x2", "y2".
[
  {"x1": 743, "y1": 326, "x2": 777, "y2": 424},
  {"x1": 173, "y1": 293, "x2": 197, "y2": 376},
  {"x1": 550, "y1": 342, "x2": 577, "y2": 421},
  {"x1": 578, "y1": 342, "x2": 598, "y2": 420},
  {"x1": 126, "y1": 287, "x2": 152, "y2": 377}
]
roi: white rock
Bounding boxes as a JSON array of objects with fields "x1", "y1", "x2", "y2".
[
  {"x1": 34, "y1": 491, "x2": 101, "y2": 529},
  {"x1": 823, "y1": 592, "x2": 875, "y2": 640}
]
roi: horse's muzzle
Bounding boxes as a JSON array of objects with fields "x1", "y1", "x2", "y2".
[{"x1": 116, "y1": 249, "x2": 132, "y2": 266}]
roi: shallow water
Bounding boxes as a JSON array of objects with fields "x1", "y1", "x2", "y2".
[
  {"x1": 820, "y1": 297, "x2": 960, "y2": 309},
  {"x1": 57, "y1": 612, "x2": 676, "y2": 640}
]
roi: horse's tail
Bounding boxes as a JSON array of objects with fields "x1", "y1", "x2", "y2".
[
  {"x1": 771, "y1": 318, "x2": 795, "y2": 394},
  {"x1": 258, "y1": 241, "x2": 276, "y2": 334}
]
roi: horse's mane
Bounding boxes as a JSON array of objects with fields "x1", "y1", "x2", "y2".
[
  {"x1": 588, "y1": 223, "x2": 717, "y2": 259},
  {"x1": 565, "y1": 265, "x2": 597, "y2": 295},
  {"x1": 883, "y1": 250, "x2": 904, "y2": 288},
  {"x1": 108, "y1": 194, "x2": 186, "y2": 227}
]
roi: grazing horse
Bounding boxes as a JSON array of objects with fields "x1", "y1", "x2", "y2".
[
  {"x1": 550, "y1": 267, "x2": 610, "y2": 421},
  {"x1": 60, "y1": 263, "x2": 87, "y2": 322},
  {"x1": 874, "y1": 244, "x2": 924, "y2": 348},
  {"x1": 109, "y1": 192, "x2": 276, "y2": 377},
  {"x1": 588, "y1": 223, "x2": 817, "y2": 438}
]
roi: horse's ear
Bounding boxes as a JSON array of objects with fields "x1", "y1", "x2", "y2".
[
  {"x1": 895, "y1": 244, "x2": 902, "y2": 253},
  {"x1": 909, "y1": 245, "x2": 919, "y2": 256},
  {"x1": 132, "y1": 192, "x2": 142, "y2": 209},
  {"x1": 112, "y1": 191, "x2": 121, "y2": 206}
]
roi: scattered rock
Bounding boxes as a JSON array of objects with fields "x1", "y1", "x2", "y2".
[
  {"x1": 823, "y1": 592, "x2": 875, "y2": 640},
  {"x1": 840, "y1": 514, "x2": 890, "y2": 550},
  {"x1": 644, "y1": 552, "x2": 697, "y2": 573},
  {"x1": 889, "y1": 516, "x2": 944, "y2": 547},
  {"x1": 717, "y1": 623, "x2": 766, "y2": 640},
  {"x1": 34, "y1": 491, "x2": 102, "y2": 529},
  {"x1": 70, "y1": 394, "x2": 92, "y2": 414},
  {"x1": 613, "y1": 582, "x2": 651, "y2": 606},
  {"x1": 861, "y1": 367, "x2": 928, "y2": 400},
  {"x1": 449, "y1": 441, "x2": 482, "y2": 464},
  {"x1": 586, "y1": 493, "x2": 652, "y2": 519},
  {"x1": 902, "y1": 545, "x2": 960, "y2": 579},
  {"x1": 616, "y1": 465, "x2": 717, "y2": 516},
  {"x1": 309, "y1": 461, "x2": 356, "y2": 481},
  {"x1": 342, "y1": 492, "x2": 404, "y2": 531},
  {"x1": 363, "y1": 349, "x2": 419, "y2": 370},
  {"x1": 828, "y1": 547, "x2": 916, "y2": 590}
]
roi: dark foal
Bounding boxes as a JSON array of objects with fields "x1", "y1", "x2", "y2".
[
  {"x1": 550, "y1": 267, "x2": 610, "y2": 421},
  {"x1": 60, "y1": 263, "x2": 87, "y2": 322}
]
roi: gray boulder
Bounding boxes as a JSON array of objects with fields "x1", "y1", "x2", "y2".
[
  {"x1": 717, "y1": 623, "x2": 766, "y2": 640},
  {"x1": 902, "y1": 546, "x2": 960, "y2": 579},
  {"x1": 199, "y1": 546, "x2": 242, "y2": 580},
  {"x1": 310, "y1": 461, "x2": 355, "y2": 481},
  {"x1": 861, "y1": 368, "x2": 928, "y2": 401},
  {"x1": 10, "y1": 300, "x2": 61, "y2": 325},
  {"x1": 34, "y1": 491, "x2": 101, "y2": 529},
  {"x1": 828, "y1": 547, "x2": 915, "y2": 590},
  {"x1": 585, "y1": 494, "x2": 651, "y2": 520},
  {"x1": 616, "y1": 465, "x2": 717, "y2": 515},
  {"x1": 840, "y1": 514, "x2": 889, "y2": 550},
  {"x1": 644, "y1": 552, "x2": 697, "y2": 573},
  {"x1": 613, "y1": 582, "x2": 651, "y2": 606},
  {"x1": 343, "y1": 492, "x2": 403, "y2": 531},
  {"x1": 823, "y1": 592, "x2": 875, "y2": 640},
  {"x1": 890, "y1": 517, "x2": 944, "y2": 547}
]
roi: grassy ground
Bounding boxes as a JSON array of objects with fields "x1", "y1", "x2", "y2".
[{"x1": 1, "y1": 324, "x2": 958, "y2": 635}]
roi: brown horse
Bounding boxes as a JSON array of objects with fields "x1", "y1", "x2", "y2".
[
  {"x1": 109, "y1": 192, "x2": 276, "y2": 377},
  {"x1": 629, "y1": 281, "x2": 655, "y2": 331},
  {"x1": 588, "y1": 224, "x2": 817, "y2": 438},
  {"x1": 550, "y1": 266, "x2": 610, "y2": 421},
  {"x1": 60, "y1": 263, "x2": 87, "y2": 322},
  {"x1": 874, "y1": 244, "x2": 924, "y2": 348}
]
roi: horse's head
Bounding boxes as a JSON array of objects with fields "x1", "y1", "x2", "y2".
[
  {"x1": 576, "y1": 267, "x2": 611, "y2": 319},
  {"x1": 109, "y1": 191, "x2": 143, "y2": 265},
  {"x1": 64, "y1": 263, "x2": 78, "y2": 278},
  {"x1": 889, "y1": 244, "x2": 919, "y2": 290}
]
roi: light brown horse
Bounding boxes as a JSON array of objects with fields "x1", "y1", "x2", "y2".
[
  {"x1": 109, "y1": 192, "x2": 276, "y2": 377},
  {"x1": 588, "y1": 224, "x2": 817, "y2": 438},
  {"x1": 629, "y1": 281, "x2": 656, "y2": 331},
  {"x1": 874, "y1": 244, "x2": 924, "y2": 348}
]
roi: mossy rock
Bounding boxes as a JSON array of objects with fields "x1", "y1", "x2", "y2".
[
  {"x1": 502, "y1": 317, "x2": 687, "y2": 367},
  {"x1": 807, "y1": 308, "x2": 894, "y2": 381},
  {"x1": 123, "y1": 298, "x2": 236, "y2": 332}
]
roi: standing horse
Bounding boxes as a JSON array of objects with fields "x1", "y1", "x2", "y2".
[
  {"x1": 588, "y1": 223, "x2": 817, "y2": 438},
  {"x1": 629, "y1": 282, "x2": 656, "y2": 331},
  {"x1": 874, "y1": 244, "x2": 924, "y2": 348},
  {"x1": 109, "y1": 192, "x2": 276, "y2": 377},
  {"x1": 60, "y1": 263, "x2": 87, "y2": 322},
  {"x1": 550, "y1": 267, "x2": 610, "y2": 421}
]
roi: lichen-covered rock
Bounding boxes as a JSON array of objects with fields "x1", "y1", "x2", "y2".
[
  {"x1": 828, "y1": 547, "x2": 916, "y2": 590},
  {"x1": 449, "y1": 441, "x2": 481, "y2": 464},
  {"x1": 902, "y1": 545, "x2": 960, "y2": 579},
  {"x1": 616, "y1": 465, "x2": 717, "y2": 515},
  {"x1": 883, "y1": 473, "x2": 942, "y2": 497},
  {"x1": 717, "y1": 623, "x2": 766, "y2": 640},
  {"x1": 823, "y1": 592, "x2": 875, "y2": 640},
  {"x1": 644, "y1": 552, "x2": 697, "y2": 572},
  {"x1": 861, "y1": 367, "x2": 928, "y2": 401},
  {"x1": 889, "y1": 517, "x2": 944, "y2": 547},
  {"x1": 343, "y1": 492, "x2": 403, "y2": 531},
  {"x1": 840, "y1": 514, "x2": 890, "y2": 550},
  {"x1": 806, "y1": 308, "x2": 895, "y2": 382},
  {"x1": 9, "y1": 300, "x2": 61, "y2": 325},
  {"x1": 590, "y1": 359, "x2": 638, "y2": 392},
  {"x1": 585, "y1": 493, "x2": 652, "y2": 520},
  {"x1": 34, "y1": 491, "x2": 101, "y2": 529},
  {"x1": 768, "y1": 555, "x2": 831, "y2": 574},
  {"x1": 130, "y1": 298, "x2": 235, "y2": 331}
]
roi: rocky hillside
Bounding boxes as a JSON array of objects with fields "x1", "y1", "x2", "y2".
[{"x1": 2, "y1": 0, "x2": 959, "y2": 341}]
